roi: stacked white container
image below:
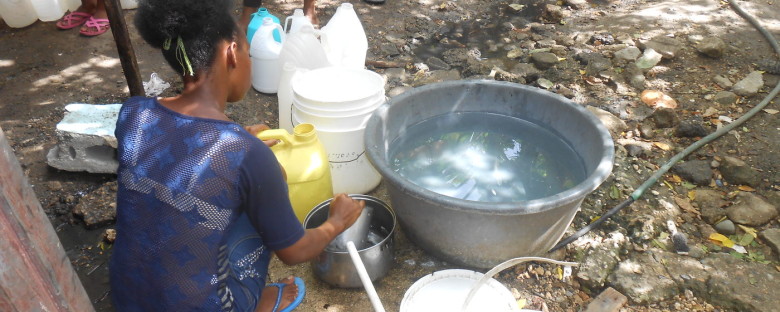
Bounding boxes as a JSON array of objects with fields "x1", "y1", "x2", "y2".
[
  {"x1": 289, "y1": 66, "x2": 385, "y2": 194},
  {"x1": 250, "y1": 17, "x2": 285, "y2": 94}
]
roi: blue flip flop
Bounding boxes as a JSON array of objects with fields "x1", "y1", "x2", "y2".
[{"x1": 270, "y1": 277, "x2": 306, "y2": 312}]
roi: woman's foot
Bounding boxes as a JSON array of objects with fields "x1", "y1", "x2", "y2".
[{"x1": 255, "y1": 277, "x2": 299, "y2": 312}]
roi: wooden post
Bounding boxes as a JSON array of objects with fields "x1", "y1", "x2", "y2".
[
  {"x1": 104, "y1": 0, "x2": 144, "y2": 96},
  {"x1": 0, "y1": 127, "x2": 95, "y2": 312}
]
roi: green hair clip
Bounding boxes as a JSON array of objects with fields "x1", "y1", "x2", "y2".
[{"x1": 163, "y1": 36, "x2": 194, "y2": 76}]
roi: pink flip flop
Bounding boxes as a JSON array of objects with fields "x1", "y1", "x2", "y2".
[
  {"x1": 79, "y1": 17, "x2": 110, "y2": 37},
  {"x1": 56, "y1": 11, "x2": 92, "y2": 30}
]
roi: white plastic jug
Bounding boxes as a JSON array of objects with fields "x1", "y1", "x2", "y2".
[
  {"x1": 277, "y1": 62, "x2": 298, "y2": 133},
  {"x1": 319, "y1": 3, "x2": 368, "y2": 69},
  {"x1": 278, "y1": 24, "x2": 330, "y2": 72},
  {"x1": 284, "y1": 8, "x2": 312, "y2": 35},
  {"x1": 29, "y1": 0, "x2": 68, "y2": 22},
  {"x1": 250, "y1": 17, "x2": 285, "y2": 94},
  {"x1": 0, "y1": 0, "x2": 37, "y2": 28}
]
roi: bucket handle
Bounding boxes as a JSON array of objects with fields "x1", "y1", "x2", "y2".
[{"x1": 256, "y1": 129, "x2": 294, "y2": 146}]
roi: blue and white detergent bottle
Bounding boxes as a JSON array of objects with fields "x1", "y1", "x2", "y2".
[{"x1": 247, "y1": 8, "x2": 281, "y2": 44}]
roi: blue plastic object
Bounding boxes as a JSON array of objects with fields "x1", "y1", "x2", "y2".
[{"x1": 247, "y1": 8, "x2": 282, "y2": 44}]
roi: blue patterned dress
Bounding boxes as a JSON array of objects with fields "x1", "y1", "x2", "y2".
[{"x1": 110, "y1": 97, "x2": 304, "y2": 311}]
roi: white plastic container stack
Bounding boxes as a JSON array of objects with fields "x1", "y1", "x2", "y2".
[
  {"x1": 289, "y1": 66, "x2": 385, "y2": 194},
  {"x1": 30, "y1": 0, "x2": 75, "y2": 22},
  {"x1": 250, "y1": 17, "x2": 285, "y2": 94},
  {"x1": 276, "y1": 24, "x2": 330, "y2": 132},
  {"x1": 319, "y1": 3, "x2": 368, "y2": 69}
]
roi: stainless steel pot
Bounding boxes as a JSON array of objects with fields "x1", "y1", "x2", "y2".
[{"x1": 303, "y1": 195, "x2": 396, "y2": 288}]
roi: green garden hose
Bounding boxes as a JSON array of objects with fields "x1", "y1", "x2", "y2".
[{"x1": 549, "y1": 0, "x2": 780, "y2": 253}]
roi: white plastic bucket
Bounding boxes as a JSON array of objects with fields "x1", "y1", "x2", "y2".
[
  {"x1": 400, "y1": 269, "x2": 521, "y2": 312},
  {"x1": 291, "y1": 100, "x2": 378, "y2": 131},
  {"x1": 293, "y1": 91, "x2": 384, "y2": 116},
  {"x1": 301, "y1": 123, "x2": 381, "y2": 194},
  {"x1": 0, "y1": 0, "x2": 37, "y2": 28},
  {"x1": 291, "y1": 66, "x2": 385, "y2": 110}
]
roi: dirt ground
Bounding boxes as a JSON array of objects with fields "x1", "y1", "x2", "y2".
[{"x1": 2, "y1": 0, "x2": 780, "y2": 311}]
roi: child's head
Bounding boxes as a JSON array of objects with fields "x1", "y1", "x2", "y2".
[{"x1": 135, "y1": 0, "x2": 244, "y2": 78}]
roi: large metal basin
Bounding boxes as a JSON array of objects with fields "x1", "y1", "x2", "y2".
[{"x1": 364, "y1": 80, "x2": 614, "y2": 268}]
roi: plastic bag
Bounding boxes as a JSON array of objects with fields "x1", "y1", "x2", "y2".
[{"x1": 143, "y1": 73, "x2": 170, "y2": 97}]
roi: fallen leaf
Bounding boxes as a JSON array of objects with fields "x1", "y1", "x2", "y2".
[
  {"x1": 609, "y1": 185, "x2": 620, "y2": 199},
  {"x1": 641, "y1": 90, "x2": 678, "y2": 109},
  {"x1": 738, "y1": 185, "x2": 756, "y2": 192},
  {"x1": 654, "y1": 142, "x2": 672, "y2": 150},
  {"x1": 738, "y1": 233, "x2": 754, "y2": 246},
  {"x1": 556, "y1": 267, "x2": 563, "y2": 280},
  {"x1": 764, "y1": 109, "x2": 779, "y2": 115},
  {"x1": 737, "y1": 224, "x2": 758, "y2": 238},
  {"x1": 682, "y1": 181, "x2": 697, "y2": 190},
  {"x1": 578, "y1": 69, "x2": 586, "y2": 75},
  {"x1": 709, "y1": 233, "x2": 735, "y2": 247},
  {"x1": 584, "y1": 76, "x2": 604, "y2": 85},
  {"x1": 517, "y1": 299, "x2": 527, "y2": 309},
  {"x1": 674, "y1": 196, "x2": 700, "y2": 216},
  {"x1": 688, "y1": 190, "x2": 696, "y2": 201},
  {"x1": 702, "y1": 107, "x2": 719, "y2": 117},
  {"x1": 669, "y1": 175, "x2": 682, "y2": 183},
  {"x1": 732, "y1": 244, "x2": 747, "y2": 254}
]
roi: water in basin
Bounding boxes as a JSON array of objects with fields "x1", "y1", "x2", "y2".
[{"x1": 390, "y1": 112, "x2": 586, "y2": 202}]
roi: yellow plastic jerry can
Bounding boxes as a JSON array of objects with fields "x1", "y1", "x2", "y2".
[{"x1": 257, "y1": 123, "x2": 333, "y2": 223}]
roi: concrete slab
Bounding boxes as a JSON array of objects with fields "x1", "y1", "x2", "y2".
[{"x1": 46, "y1": 104, "x2": 121, "y2": 174}]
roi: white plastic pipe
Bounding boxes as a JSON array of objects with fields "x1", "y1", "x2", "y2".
[{"x1": 346, "y1": 241, "x2": 386, "y2": 312}]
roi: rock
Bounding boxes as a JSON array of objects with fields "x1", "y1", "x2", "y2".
[
  {"x1": 536, "y1": 78, "x2": 554, "y2": 89},
  {"x1": 413, "y1": 69, "x2": 461, "y2": 86},
  {"x1": 541, "y1": 4, "x2": 569, "y2": 23},
  {"x1": 425, "y1": 56, "x2": 450, "y2": 70},
  {"x1": 714, "y1": 219, "x2": 736, "y2": 235},
  {"x1": 759, "y1": 228, "x2": 780, "y2": 256},
  {"x1": 563, "y1": 0, "x2": 589, "y2": 10},
  {"x1": 104, "y1": 228, "x2": 117, "y2": 243},
  {"x1": 649, "y1": 108, "x2": 679, "y2": 128},
  {"x1": 625, "y1": 144, "x2": 646, "y2": 157},
  {"x1": 639, "y1": 36, "x2": 683, "y2": 59},
  {"x1": 701, "y1": 253, "x2": 780, "y2": 311},
  {"x1": 441, "y1": 48, "x2": 472, "y2": 67},
  {"x1": 379, "y1": 42, "x2": 400, "y2": 57},
  {"x1": 575, "y1": 233, "x2": 625, "y2": 290},
  {"x1": 463, "y1": 58, "x2": 500, "y2": 77},
  {"x1": 586, "y1": 106, "x2": 628, "y2": 139},
  {"x1": 46, "y1": 104, "x2": 121, "y2": 174},
  {"x1": 383, "y1": 68, "x2": 407, "y2": 82},
  {"x1": 47, "y1": 181, "x2": 63, "y2": 192},
  {"x1": 510, "y1": 63, "x2": 541, "y2": 80},
  {"x1": 530, "y1": 52, "x2": 559, "y2": 70},
  {"x1": 608, "y1": 252, "x2": 678, "y2": 304},
  {"x1": 635, "y1": 48, "x2": 664, "y2": 71},
  {"x1": 671, "y1": 160, "x2": 712, "y2": 186},
  {"x1": 388, "y1": 86, "x2": 412, "y2": 98},
  {"x1": 613, "y1": 46, "x2": 641, "y2": 63},
  {"x1": 590, "y1": 33, "x2": 615, "y2": 45},
  {"x1": 765, "y1": 191, "x2": 780, "y2": 214},
  {"x1": 638, "y1": 122, "x2": 655, "y2": 139},
  {"x1": 72, "y1": 181, "x2": 118, "y2": 228},
  {"x1": 694, "y1": 189, "x2": 727, "y2": 224},
  {"x1": 674, "y1": 121, "x2": 709, "y2": 138},
  {"x1": 713, "y1": 91, "x2": 737, "y2": 105},
  {"x1": 625, "y1": 66, "x2": 646, "y2": 89},
  {"x1": 695, "y1": 37, "x2": 726, "y2": 58},
  {"x1": 641, "y1": 90, "x2": 677, "y2": 109},
  {"x1": 493, "y1": 68, "x2": 524, "y2": 84},
  {"x1": 757, "y1": 59, "x2": 780, "y2": 75},
  {"x1": 584, "y1": 54, "x2": 613, "y2": 76},
  {"x1": 553, "y1": 85, "x2": 575, "y2": 99},
  {"x1": 726, "y1": 192, "x2": 779, "y2": 226},
  {"x1": 507, "y1": 48, "x2": 523, "y2": 59},
  {"x1": 719, "y1": 156, "x2": 761, "y2": 186},
  {"x1": 713, "y1": 75, "x2": 733, "y2": 89},
  {"x1": 655, "y1": 251, "x2": 710, "y2": 295},
  {"x1": 732, "y1": 71, "x2": 764, "y2": 97}
]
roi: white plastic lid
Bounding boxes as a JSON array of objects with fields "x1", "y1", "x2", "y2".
[
  {"x1": 292, "y1": 66, "x2": 385, "y2": 104},
  {"x1": 400, "y1": 269, "x2": 521, "y2": 312}
]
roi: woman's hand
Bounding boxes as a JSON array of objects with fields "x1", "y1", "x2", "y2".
[
  {"x1": 274, "y1": 194, "x2": 365, "y2": 265},
  {"x1": 244, "y1": 124, "x2": 279, "y2": 147},
  {"x1": 327, "y1": 193, "x2": 365, "y2": 233}
]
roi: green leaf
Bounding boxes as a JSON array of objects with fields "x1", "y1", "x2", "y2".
[
  {"x1": 609, "y1": 185, "x2": 620, "y2": 199},
  {"x1": 681, "y1": 181, "x2": 697, "y2": 189},
  {"x1": 738, "y1": 234, "x2": 755, "y2": 246},
  {"x1": 651, "y1": 239, "x2": 667, "y2": 250},
  {"x1": 729, "y1": 251, "x2": 744, "y2": 259}
]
